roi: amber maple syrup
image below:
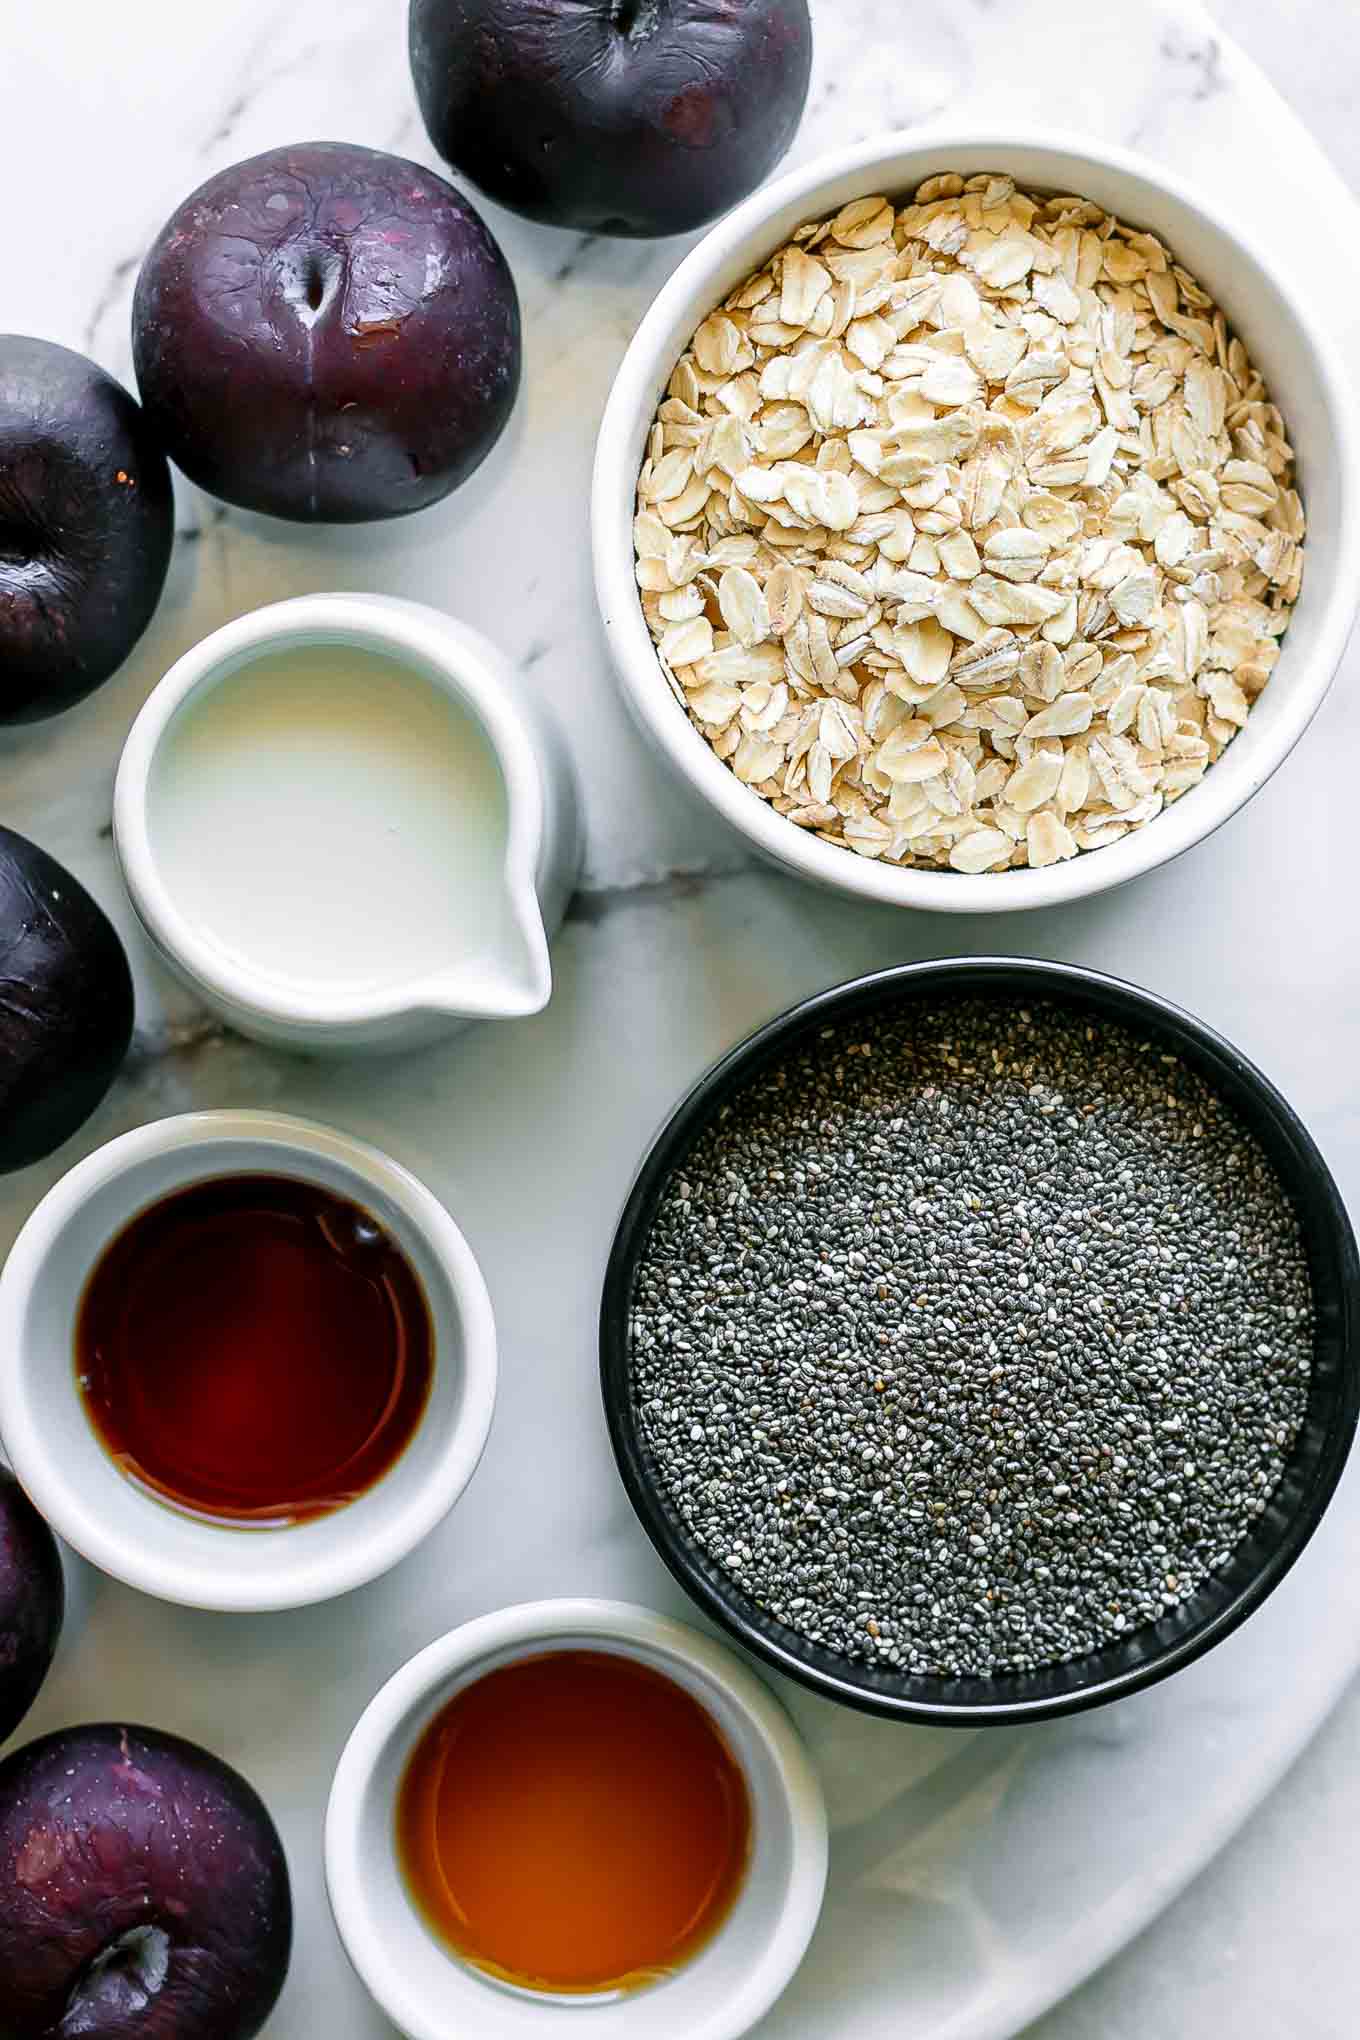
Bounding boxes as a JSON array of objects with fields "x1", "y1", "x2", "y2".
[
  {"x1": 76, "y1": 1174, "x2": 433, "y2": 1526},
  {"x1": 396, "y1": 1649, "x2": 752, "y2": 1997}
]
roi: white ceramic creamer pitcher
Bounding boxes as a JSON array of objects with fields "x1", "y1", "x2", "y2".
[{"x1": 115, "y1": 594, "x2": 580, "y2": 1053}]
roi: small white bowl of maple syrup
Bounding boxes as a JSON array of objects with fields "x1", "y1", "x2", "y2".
[{"x1": 325, "y1": 1598, "x2": 828, "y2": 2040}]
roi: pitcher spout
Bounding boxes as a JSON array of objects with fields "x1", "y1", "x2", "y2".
[{"x1": 426, "y1": 877, "x2": 552, "y2": 1021}]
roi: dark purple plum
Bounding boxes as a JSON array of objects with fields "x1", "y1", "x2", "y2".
[
  {"x1": 132, "y1": 142, "x2": 521, "y2": 524},
  {"x1": 0, "y1": 336, "x2": 173, "y2": 725},
  {"x1": 0, "y1": 827, "x2": 135, "y2": 1174},
  {"x1": 409, "y1": 0, "x2": 813, "y2": 238},
  {"x1": 0, "y1": 1724, "x2": 291, "y2": 2039},
  {"x1": 0, "y1": 1473, "x2": 63, "y2": 1747}
]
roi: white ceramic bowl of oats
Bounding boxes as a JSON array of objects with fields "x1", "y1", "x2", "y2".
[{"x1": 593, "y1": 125, "x2": 1360, "y2": 912}]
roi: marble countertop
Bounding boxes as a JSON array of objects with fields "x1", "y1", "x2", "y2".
[{"x1": 2, "y1": 0, "x2": 1357, "y2": 2034}]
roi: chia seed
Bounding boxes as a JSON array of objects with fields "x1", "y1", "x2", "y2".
[{"x1": 628, "y1": 996, "x2": 1314, "y2": 1678}]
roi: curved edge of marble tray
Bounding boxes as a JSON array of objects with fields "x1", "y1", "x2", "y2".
[
  {"x1": 764, "y1": 1454, "x2": 1360, "y2": 2040},
  {"x1": 963, "y1": 1573, "x2": 1358, "y2": 2040}
]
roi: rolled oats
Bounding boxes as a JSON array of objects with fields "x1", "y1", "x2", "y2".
[{"x1": 633, "y1": 172, "x2": 1305, "y2": 871}]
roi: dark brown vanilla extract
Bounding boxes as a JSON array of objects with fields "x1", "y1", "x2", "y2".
[{"x1": 77, "y1": 1174, "x2": 433, "y2": 1525}]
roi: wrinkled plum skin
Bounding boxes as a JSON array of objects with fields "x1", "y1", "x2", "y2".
[
  {"x1": 410, "y1": 0, "x2": 813, "y2": 237},
  {"x1": 0, "y1": 1473, "x2": 63, "y2": 1747},
  {"x1": 132, "y1": 141, "x2": 522, "y2": 524},
  {"x1": 0, "y1": 337, "x2": 173, "y2": 724},
  {"x1": 0, "y1": 826, "x2": 135, "y2": 1175},
  {"x1": 0, "y1": 1725, "x2": 291, "y2": 2040}
]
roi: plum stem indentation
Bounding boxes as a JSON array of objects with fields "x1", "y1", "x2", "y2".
[
  {"x1": 279, "y1": 241, "x2": 343, "y2": 327},
  {"x1": 304, "y1": 253, "x2": 330, "y2": 312},
  {"x1": 63, "y1": 1923, "x2": 172, "y2": 2029},
  {"x1": 610, "y1": 0, "x2": 658, "y2": 37},
  {"x1": 0, "y1": 521, "x2": 36, "y2": 566}
]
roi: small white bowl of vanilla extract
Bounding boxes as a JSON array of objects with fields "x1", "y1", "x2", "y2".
[
  {"x1": 325, "y1": 1599, "x2": 828, "y2": 2040},
  {"x1": 0, "y1": 1109, "x2": 497, "y2": 1612}
]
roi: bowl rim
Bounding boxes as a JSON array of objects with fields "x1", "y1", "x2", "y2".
[
  {"x1": 323, "y1": 1595, "x2": 829, "y2": 2040},
  {"x1": 592, "y1": 122, "x2": 1360, "y2": 914},
  {"x1": 599, "y1": 959, "x2": 1360, "y2": 1724},
  {"x1": 113, "y1": 592, "x2": 552, "y2": 1030},
  {"x1": 0, "y1": 1109, "x2": 499, "y2": 1612}
]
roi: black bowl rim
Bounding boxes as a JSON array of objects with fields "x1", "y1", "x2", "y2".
[{"x1": 600, "y1": 958, "x2": 1360, "y2": 1726}]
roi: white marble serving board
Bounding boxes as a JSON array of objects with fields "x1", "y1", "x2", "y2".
[{"x1": 2, "y1": 3, "x2": 1359, "y2": 2037}]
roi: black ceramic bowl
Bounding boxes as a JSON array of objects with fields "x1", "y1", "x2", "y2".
[{"x1": 601, "y1": 959, "x2": 1360, "y2": 1725}]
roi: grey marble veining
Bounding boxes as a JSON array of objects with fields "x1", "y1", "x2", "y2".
[{"x1": 1, "y1": 2, "x2": 1359, "y2": 2036}]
